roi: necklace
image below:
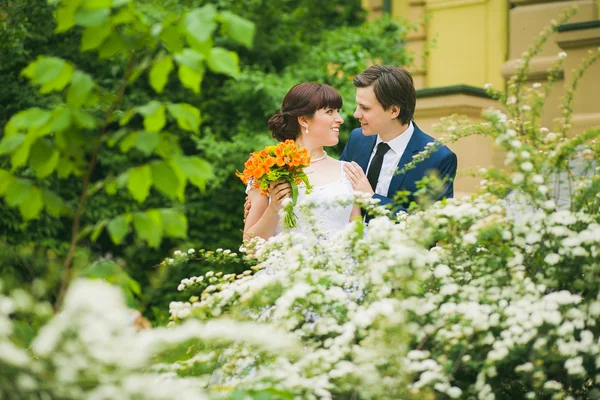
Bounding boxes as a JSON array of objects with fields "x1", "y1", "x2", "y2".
[{"x1": 310, "y1": 150, "x2": 327, "y2": 164}]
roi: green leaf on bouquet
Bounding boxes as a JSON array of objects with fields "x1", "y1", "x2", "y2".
[
  {"x1": 207, "y1": 47, "x2": 240, "y2": 79},
  {"x1": 166, "y1": 103, "x2": 201, "y2": 133},
  {"x1": 149, "y1": 56, "x2": 174, "y2": 94},
  {"x1": 160, "y1": 209, "x2": 188, "y2": 238},
  {"x1": 18, "y1": 187, "x2": 44, "y2": 220},
  {"x1": 107, "y1": 215, "x2": 130, "y2": 244},
  {"x1": 133, "y1": 210, "x2": 163, "y2": 248},
  {"x1": 175, "y1": 155, "x2": 214, "y2": 191},
  {"x1": 182, "y1": 5, "x2": 217, "y2": 44},
  {"x1": 138, "y1": 101, "x2": 166, "y2": 132},
  {"x1": 150, "y1": 161, "x2": 181, "y2": 199},
  {"x1": 219, "y1": 11, "x2": 255, "y2": 49},
  {"x1": 126, "y1": 164, "x2": 152, "y2": 203}
]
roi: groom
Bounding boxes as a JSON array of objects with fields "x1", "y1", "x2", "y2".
[{"x1": 341, "y1": 65, "x2": 457, "y2": 218}]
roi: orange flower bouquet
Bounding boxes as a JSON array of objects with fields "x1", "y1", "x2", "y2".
[{"x1": 237, "y1": 140, "x2": 312, "y2": 228}]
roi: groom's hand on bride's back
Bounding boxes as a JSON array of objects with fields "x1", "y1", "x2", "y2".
[{"x1": 344, "y1": 162, "x2": 374, "y2": 196}]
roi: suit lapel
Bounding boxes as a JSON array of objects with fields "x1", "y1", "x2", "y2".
[
  {"x1": 386, "y1": 129, "x2": 424, "y2": 197},
  {"x1": 356, "y1": 135, "x2": 377, "y2": 172}
]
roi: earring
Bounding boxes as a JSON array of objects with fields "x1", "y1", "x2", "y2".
[{"x1": 305, "y1": 127, "x2": 309, "y2": 135}]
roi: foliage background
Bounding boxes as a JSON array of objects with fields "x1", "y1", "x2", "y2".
[{"x1": 0, "y1": 0, "x2": 412, "y2": 323}]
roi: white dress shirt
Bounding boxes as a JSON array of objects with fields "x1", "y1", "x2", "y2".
[{"x1": 366, "y1": 121, "x2": 414, "y2": 197}]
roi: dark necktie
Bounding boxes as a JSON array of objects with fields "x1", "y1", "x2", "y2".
[{"x1": 367, "y1": 142, "x2": 391, "y2": 193}]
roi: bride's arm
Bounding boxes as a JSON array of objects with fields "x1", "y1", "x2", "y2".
[
  {"x1": 350, "y1": 204, "x2": 362, "y2": 221},
  {"x1": 243, "y1": 181, "x2": 290, "y2": 241}
]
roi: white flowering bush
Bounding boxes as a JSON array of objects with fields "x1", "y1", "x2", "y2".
[
  {"x1": 4, "y1": 8, "x2": 600, "y2": 400},
  {"x1": 165, "y1": 8, "x2": 600, "y2": 400}
]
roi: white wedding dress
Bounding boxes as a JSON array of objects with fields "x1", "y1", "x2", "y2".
[{"x1": 278, "y1": 161, "x2": 354, "y2": 237}]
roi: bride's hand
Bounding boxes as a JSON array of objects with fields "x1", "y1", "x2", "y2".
[{"x1": 267, "y1": 179, "x2": 292, "y2": 210}]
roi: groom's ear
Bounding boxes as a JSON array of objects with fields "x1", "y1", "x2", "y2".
[{"x1": 390, "y1": 105, "x2": 400, "y2": 119}]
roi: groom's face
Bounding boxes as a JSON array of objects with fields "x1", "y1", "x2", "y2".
[{"x1": 353, "y1": 86, "x2": 391, "y2": 136}]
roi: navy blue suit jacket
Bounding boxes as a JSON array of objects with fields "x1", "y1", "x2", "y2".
[{"x1": 340, "y1": 122, "x2": 457, "y2": 214}]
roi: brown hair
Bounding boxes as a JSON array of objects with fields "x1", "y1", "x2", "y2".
[
  {"x1": 353, "y1": 65, "x2": 416, "y2": 125},
  {"x1": 268, "y1": 83, "x2": 343, "y2": 141}
]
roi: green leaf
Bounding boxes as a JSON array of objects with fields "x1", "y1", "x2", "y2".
[
  {"x1": 0, "y1": 134, "x2": 25, "y2": 155},
  {"x1": 166, "y1": 103, "x2": 201, "y2": 133},
  {"x1": 22, "y1": 57, "x2": 74, "y2": 94},
  {"x1": 167, "y1": 159, "x2": 186, "y2": 201},
  {"x1": 176, "y1": 156, "x2": 214, "y2": 190},
  {"x1": 107, "y1": 215, "x2": 129, "y2": 244},
  {"x1": 5, "y1": 108, "x2": 51, "y2": 136},
  {"x1": 90, "y1": 220, "x2": 108, "y2": 242},
  {"x1": 119, "y1": 132, "x2": 139, "y2": 153},
  {"x1": 5, "y1": 179, "x2": 32, "y2": 207},
  {"x1": 81, "y1": 22, "x2": 112, "y2": 52},
  {"x1": 19, "y1": 187, "x2": 44, "y2": 220},
  {"x1": 160, "y1": 209, "x2": 188, "y2": 238},
  {"x1": 127, "y1": 165, "x2": 152, "y2": 203},
  {"x1": 219, "y1": 11, "x2": 255, "y2": 49},
  {"x1": 74, "y1": 8, "x2": 110, "y2": 26},
  {"x1": 177, "y1": 65, "x2": 202, "y2": 94},
  {"x1": 159, "y1": 25, "x2": 184, "y2": 53},
  {"x1": 107, "y1": 128, "x2": 128, "y2": 147},
  {"x1": 149, "y1": 56, "x2": 173, "y2": 94},
  {"x1": 73, "y1": 109, "x2": 97, "y2": 129},
  {"x1": 98, "y1": 32, "x2": 124, "y2": 59},
  {"x1": 57, "y1": 159, "x2": 75, "y2": 178},
  {"x1": 183, "y1": 5, "x2": 217, "y2": 44},
  {"x1": 135, "y1": 131, "x2": 160, "y2": 156},
  {"x1": 105, "y1": 180, "x2": 117, "y2": 195},
  {"x1": 52, "y1": 107, "x2": 72, "y2": 132},
  {"x1": 85, "y1": 0, "x2": 112, "y2": 8},
  {"x1": 29, "y1": 140, "x2": 60, "y2": 179},
  {"x1": 150, "y1": 161, "x2": 181, "y2": 199},
  {"x1": 10, "y1": 135, "x2": 34, "y2": 170},
  {"x1": 208, "y1": 47, "x2": 240, "y2": 78},
  {"x1": 55, "y1": 1, "x2": 79, "y2": 33},
  {"x1": 174, "y1": 49, "x2": 205, "y2": 73},
  {"x1": 133, "y1": 211, "x2": 163, "y2": 248},
  {"x1": 0, "y1": 170, "x2": 15, "y2": 196},
  {"x1": 138, "y1": 101, "x2": 166, "y2": 133},
  {"x1": 42, "y1": 190, "x2": 65, "y2": 217},
  {"x1": 67, "y1": 71, "x2": 96, "y2": 108}
]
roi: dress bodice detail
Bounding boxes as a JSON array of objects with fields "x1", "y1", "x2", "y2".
[{"x1": 287, "y1": 161, "x2": 354, "y2": 237}]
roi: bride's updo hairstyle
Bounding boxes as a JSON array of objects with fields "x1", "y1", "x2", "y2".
[{"x1": 268, "y1": 83, "x2": 343, "y2": 142}]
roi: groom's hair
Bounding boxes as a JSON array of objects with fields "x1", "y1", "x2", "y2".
[{"x1": 353, "y1": 65, "x2": 416, "y2": 125}]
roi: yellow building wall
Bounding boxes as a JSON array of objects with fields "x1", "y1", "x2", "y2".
[{"x1": 425, "y1": 0, "x2": 507, "y2": 88}]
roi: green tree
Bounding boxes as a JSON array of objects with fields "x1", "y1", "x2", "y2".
[{"x1": 0, "y1": 0, "x2": 254, "y2": 308}]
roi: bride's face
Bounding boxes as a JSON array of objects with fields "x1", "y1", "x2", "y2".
[{"x1": 306, "y1": 107, "x2": 344, "y2": 147}]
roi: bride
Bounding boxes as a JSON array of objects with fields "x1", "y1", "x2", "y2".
[{"x1": 243, "y1": 83, "x2": 361, "y2": 241}]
